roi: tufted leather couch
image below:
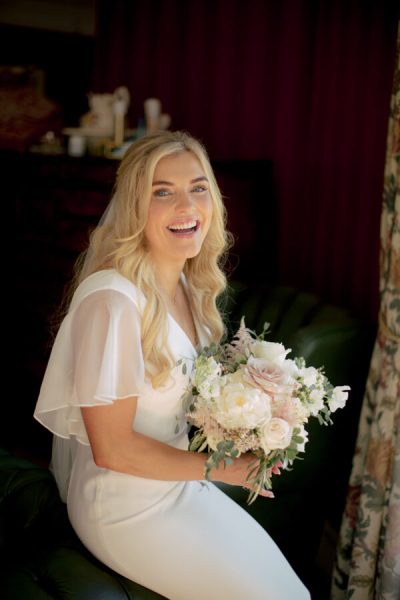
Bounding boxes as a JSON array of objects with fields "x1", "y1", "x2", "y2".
[{"x1": 0, "y1": 284, "x2": 374, "y2": 599}]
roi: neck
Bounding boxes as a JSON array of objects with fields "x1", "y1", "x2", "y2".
[{"x1": 155, "y1": 265, "x2": 183, "y2": 303}]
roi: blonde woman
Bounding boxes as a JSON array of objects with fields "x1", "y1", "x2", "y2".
[{"x1": 34, "y1": 131, "x2": 310, "y2": 600}]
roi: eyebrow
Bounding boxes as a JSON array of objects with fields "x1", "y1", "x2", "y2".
[{"x1": 152, "y1": 176, "x2": 209, "y2": 186}]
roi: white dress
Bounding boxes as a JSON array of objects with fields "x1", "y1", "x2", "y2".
[{"x1": 34, "y1": 269, "x2": 310, "y2": 600}]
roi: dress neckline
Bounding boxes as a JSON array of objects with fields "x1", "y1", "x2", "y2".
[
  {"x1": 168, "y1": 273, "x2": 200, "y2": 352},
  {"x1": 167, "y1": 312, "x2": 200, "y2": 353}
]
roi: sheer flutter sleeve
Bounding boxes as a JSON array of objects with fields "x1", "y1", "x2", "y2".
[{"x1": 34, "y1": 288, "x2": 147, "y2": 446}]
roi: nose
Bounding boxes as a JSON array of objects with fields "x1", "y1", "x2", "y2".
[{"x1": 175, "y1": 190, "x2": 195, "y2": 211}]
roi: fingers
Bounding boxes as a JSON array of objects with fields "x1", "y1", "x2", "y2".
[
  {"x1": 266, "y1": 460, "x2": 284, "y2": 477},
  {"x1": 258, "y1": 489, "x2": 275, "y2": 499},
  {"x1": 242, "y1": 483, "x2": 274, "y2": 499},
  {"x1": 273, "y1": 460, "x2": 284, "y2": 473}
]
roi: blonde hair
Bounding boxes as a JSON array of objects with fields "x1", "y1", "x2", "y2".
[{"x1": 70, "y1": 130, "x2": 232, "y2": 387}]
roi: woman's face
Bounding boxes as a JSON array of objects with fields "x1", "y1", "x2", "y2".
[{"x1": 144, "y1": 151, "x2": 213, "y2": 268}]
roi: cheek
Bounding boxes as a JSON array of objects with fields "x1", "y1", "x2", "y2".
[
  {"x1": 202, "y1": 201, "x2": 213, "y2": 235},
  {"x1": 145, "y1": 204, "x2": 164, "y2": 234}
]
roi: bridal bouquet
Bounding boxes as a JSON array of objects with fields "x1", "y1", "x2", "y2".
[{"x1": 182, "y1": 319, "x2": 350, "y2": 504}]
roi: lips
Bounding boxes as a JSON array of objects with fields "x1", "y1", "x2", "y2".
[{"x1": 167, "y1": 219, "x2": 200, "y2": 234}]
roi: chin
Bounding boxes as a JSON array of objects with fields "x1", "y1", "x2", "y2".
[
  {"x1": 171, "y1": 242, "x2": 202, "y2": 260},
  {"x1": 185, "y1": 246, "x2": 203, "y2": 260}
]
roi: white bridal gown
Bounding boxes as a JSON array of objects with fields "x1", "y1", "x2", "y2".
[{"x1": 34, "y1": 269, "x2": 310, "y2": 600}]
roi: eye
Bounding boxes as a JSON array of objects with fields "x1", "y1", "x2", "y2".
[
  {"x1": 153, "y1": 188, "x2": 171, "y2": 198},
  {"x1": 192, "y1": 185, "x2": 207, "y2": 193}
]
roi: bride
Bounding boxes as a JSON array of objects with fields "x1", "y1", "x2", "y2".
[{"x1": 34, "y1": 130, "x2": 310, "y2": 600}]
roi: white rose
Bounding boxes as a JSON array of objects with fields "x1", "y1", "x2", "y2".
[
  {"x1": 261, "y1": 418, "x2": 293, "y2": 452},
  {"x1": 215, "y1": 383, "x2": 271, "y2": 429},
  {"x1": 328, "y1": 385, "x2": 350, "y2": 412},
  {"x1": 251, "y1": 340, "x2": 291, "y2": 366}
]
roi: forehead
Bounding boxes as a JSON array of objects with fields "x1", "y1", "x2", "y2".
[{"x1": 153, "y1": 151, "x2": 205, "y2": 180}]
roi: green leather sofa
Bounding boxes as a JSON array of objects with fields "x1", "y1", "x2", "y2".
[{"x1": 0, "y1": 283, "x2": 374, "y2": 599}]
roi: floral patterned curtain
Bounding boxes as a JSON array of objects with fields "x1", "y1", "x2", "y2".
[{"x1": 331, "y1": 23, "x2": 400, "y2": 600}]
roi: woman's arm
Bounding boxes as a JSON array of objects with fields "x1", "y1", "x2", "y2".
[{"x1": 81, "y1": 398, "x2": 270, "y2": 493}]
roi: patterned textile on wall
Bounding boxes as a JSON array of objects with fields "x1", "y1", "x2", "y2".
[{"x1": 331, "y1": 24, "x2": 400, "y2": 600}]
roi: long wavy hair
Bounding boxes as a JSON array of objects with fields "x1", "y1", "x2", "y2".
[{"x1": 65, "y1": 130, "x2": 232, "y2": 387}]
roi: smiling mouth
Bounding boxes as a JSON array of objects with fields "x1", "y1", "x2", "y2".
[{"x1": 167, "y1": 219, "x2": 200, "y2": 234}]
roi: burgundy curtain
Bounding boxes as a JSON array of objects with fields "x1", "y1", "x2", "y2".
[{"x1": 93, "y1": 0, "x2": 399, "y2": 321}]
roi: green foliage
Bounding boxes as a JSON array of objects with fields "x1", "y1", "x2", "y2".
[{"x1": 203, "y1": 440, "x2": 240, "y2": 481}]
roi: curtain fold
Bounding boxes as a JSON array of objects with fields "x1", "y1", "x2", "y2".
[
  {"x1": 331, "y1": 23, "x2": 400, "y2": 600},
  {"x1": 93, "y1": 0, "x2": 398, "y2": 322}
]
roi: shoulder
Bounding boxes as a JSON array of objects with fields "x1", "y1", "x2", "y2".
[{"x1": 69, "y1": 269, "x2": 145, "y2": 313}]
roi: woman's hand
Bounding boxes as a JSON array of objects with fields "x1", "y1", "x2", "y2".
[{"x1": 210, "y1": 454, "x2": 277, "y2": 498}]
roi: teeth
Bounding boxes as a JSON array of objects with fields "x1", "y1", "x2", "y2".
[{"x1": 168, "y1": 220, "x2": 197, "y2": 231}]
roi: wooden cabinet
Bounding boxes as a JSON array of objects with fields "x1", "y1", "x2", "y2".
[
  {"x1": 11, "y1": 154, "x2": 117, "y2": 455},
  {"x1": 15, "y1": 154, "x2": 117, "y2": 369}
]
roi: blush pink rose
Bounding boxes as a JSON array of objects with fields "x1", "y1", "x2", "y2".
[{"x1": 244, "y1": 357, "x2": 295, "y2": 396}]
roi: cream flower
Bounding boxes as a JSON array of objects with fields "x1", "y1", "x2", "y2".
[
  {"x1": 214, "y1": 383, "x2": 271, "y2": 429},
  {"x1": 250, "y1": 340, "x2": 291, "y2": 366},
  {"x1": 261, "y1": 418, "x2": 293, "y2": 452}
]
